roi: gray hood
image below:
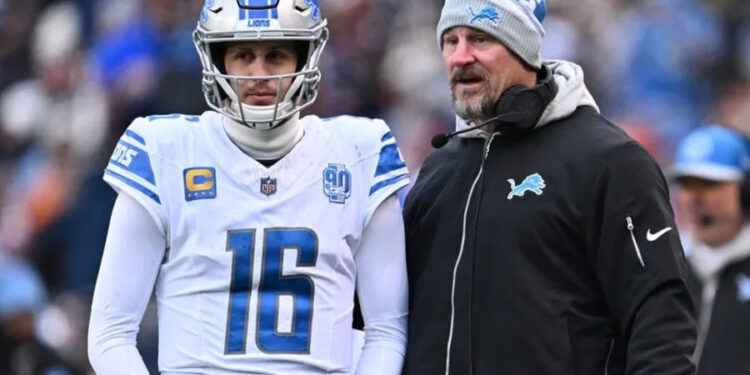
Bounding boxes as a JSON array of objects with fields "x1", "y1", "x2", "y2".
[{"x1": 455, "y1": 59, "x2": 599, "y2": 138}]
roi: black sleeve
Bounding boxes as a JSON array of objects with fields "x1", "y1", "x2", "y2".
[
  {"x1": 402, "y1": 159, "x2": 429, "y2": 281},
  {"x1": 587, "y1": 141, "x2": 696, "y2": 374}
]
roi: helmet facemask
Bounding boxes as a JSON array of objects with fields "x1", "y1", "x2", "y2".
[{"x1": 193, "y1": 0, "x2": 328, "y2": 130}]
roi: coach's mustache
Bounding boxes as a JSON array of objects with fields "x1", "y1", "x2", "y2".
[{"x1": 450, "y1": 67, "x2": 488, "y2": 89}]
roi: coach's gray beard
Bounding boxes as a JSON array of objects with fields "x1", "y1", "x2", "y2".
[{"x1": 453, "y1": 90, "x2": 496, "y2": 125}]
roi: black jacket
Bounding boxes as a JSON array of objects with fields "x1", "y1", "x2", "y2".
[
  {"x1": 403, "y1": 105, "x2": 696, "y2": 375},
  {"x1": 687, "y1": 233, "x2": 750, "y2": 375}
]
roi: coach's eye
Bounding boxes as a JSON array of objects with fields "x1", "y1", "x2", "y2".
[
  {"x1": 472, "y1": 35, "x2": 491, "y2": 45},
  {"x1": 443, "y1": 36, "x2": 458, "y2": 46}
]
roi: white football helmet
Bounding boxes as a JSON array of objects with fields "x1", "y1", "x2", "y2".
[{"x1": 194, "y1": 0, "x2": 328, "y2": 129}]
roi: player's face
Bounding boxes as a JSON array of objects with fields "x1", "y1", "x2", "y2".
[
  {"x1": 442, "y1": 27, "x2": 531, "y2": 123},
  {"x1": 223, "y1": 41, "x2": 299, "y2": 106},
  {"x1": 677, "y1": 177, "x2": 744, "y2": 247}
]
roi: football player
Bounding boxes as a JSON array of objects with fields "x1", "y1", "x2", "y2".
[{"x1": 87, "y1": 0, "x2": 409, "y2": 374}]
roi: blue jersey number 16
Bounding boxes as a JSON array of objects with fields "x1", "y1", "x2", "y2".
[{"x1": 225, "y1": 228, "x2": 318, "y2": 354}]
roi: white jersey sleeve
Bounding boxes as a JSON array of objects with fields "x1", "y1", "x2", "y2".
[
  {"x1": 323, "y1": 115, "x2": 409, "y2": 374},
  {"x1": 354, "y1": 194, "x2": 408, "y2": 375},
  {"x1": 103, "y1": 117, "x2": 168, "y2": 234},
  {"x1": 88, "y1": 193, "x2": 166, "y2": 375}
]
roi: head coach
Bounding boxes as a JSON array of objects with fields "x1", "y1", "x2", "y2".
[{"x1": 401, "y1": 0, "x2": 697, "y2": 374}]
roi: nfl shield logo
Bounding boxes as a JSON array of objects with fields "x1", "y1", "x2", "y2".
[{"x1": 260, "y1": 176, "x2": 277, "y2": 196}]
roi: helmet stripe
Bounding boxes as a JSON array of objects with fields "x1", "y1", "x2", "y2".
[{"x1": 239, "y1": 0, "x2": 247, "y2": 19}]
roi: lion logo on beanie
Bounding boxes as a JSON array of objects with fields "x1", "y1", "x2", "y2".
[{"x1": 469, "y1": 6, "x2": 500, "y2": 25}]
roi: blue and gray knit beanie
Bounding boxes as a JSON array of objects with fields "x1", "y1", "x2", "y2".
[{"x1": 437, "y1": 0, "x2": 548, "y2": 68}]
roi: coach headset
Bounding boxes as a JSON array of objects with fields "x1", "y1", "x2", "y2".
[{"x1": 431, "y1": 64, "x2": 558, "y2": 148}]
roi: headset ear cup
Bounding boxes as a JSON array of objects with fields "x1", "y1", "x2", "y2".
[
  {"x1": 494, "y1": 85, "x2": 525, "y2": 116},
  {"x1": 494, "y1": 85, "x2": 531, "y2": 135},
  {"x1": 492, "y1": 65, "x2": 558, "y2": 137},
  {"x1": 513, "y1": 90, "x2": 547, "y2": 132}
]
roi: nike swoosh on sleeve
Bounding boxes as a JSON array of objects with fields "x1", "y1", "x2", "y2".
[{"x1": 646, "y1": 227, "x2": 672, "y2": 242}]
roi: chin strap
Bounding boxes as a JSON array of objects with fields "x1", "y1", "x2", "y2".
[{"x1": 222, "y1": 112, "x2": 303, "y2": 160}]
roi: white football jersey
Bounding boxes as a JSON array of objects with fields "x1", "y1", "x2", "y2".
[{"x1": 103, "y1": 111, "x2": 409, "y2": 374}]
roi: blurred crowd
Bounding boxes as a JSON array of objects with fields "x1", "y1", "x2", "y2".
[{"x1": 0, "y1": 0, "x2": 749, "y2": 373}]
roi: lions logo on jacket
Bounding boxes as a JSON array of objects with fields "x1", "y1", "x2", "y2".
[{"x1": 507, "y1": 173, "x2": 546, "y2": 200}]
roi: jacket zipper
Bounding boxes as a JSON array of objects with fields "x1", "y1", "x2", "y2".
[
  {"x1": 603, "y1": 339, "x2": 614, "y2": 375},
  {"x1": 445, "y1": 133, "x2": 497, "y2": 375},
  {"x1": 626, "y1": 216, "x2": 645, "y2": 267}
]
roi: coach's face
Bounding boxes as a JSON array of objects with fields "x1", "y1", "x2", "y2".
[
  {"x1": 442, "y1": 26, "x2": 531, "y2": 124},
  {"x1": 677, "y1": 177, "x2": 744, "y2": 247}
]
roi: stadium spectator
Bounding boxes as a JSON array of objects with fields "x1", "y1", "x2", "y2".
[
  {"x1": 672, "y1": 125, "x2": 750, "y2": 374},
  {"x1": 0, "y1": 255, "x2": 82, "y2": 375}
]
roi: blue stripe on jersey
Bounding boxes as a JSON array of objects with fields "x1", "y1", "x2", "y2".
[
  {"x1": 375, "y1": 143, "x2": 407, "y2": 177},
  {"x1": 369, "y1": 174, "x2": 408, "y2": 196},
  {"x1": 104, "y1": 169, "x2": 161, "y2": 204},
  {"x1": 125, "y1": 129, "x2": 146, "y2": 145},
  {"x1": 109, "y1": 140, "x2": 156, "y2": 184},
  {"x1": 381, "y1": 132, "x2": 393, "y2": 142}
]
